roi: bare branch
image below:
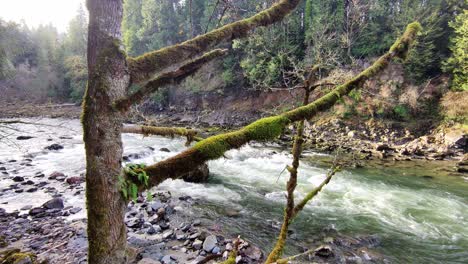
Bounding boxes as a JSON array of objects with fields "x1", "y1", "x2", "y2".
[
  {"x1": 122, "y1": 125, "x2": 200, "y2": 146},
  {"x1": 114, "y1": 49, "x2": 228, "y2": 111},
  {"x1": 127, "y1": 0, "x2": 301, "y2": 84}
]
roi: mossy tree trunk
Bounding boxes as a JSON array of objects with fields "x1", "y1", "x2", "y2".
[{"x1": 83, "y1": 0, "x2": 129, "y2": 263}]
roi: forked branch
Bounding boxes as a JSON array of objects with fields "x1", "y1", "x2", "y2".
[
  {"x1": 128, "y1": 0, "x2": 301, "y2": 84},
  {"x1": 115, "y1": 49, "x2": 228, "y2": 111}
]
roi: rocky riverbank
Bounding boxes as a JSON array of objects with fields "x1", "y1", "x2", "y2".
[{"x1": 0, "y1": 121, "x2": 399, "y2": 264}]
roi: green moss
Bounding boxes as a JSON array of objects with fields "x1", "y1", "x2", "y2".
[
  {"x1": 0, "y1": 236, "x2": 7, "y2": 248},
  {"x1": 0, "y1": 251, "x2": 37, "y2": 264},
  {"x1": 194, "y1": 133, "x2": 232, "y2": 159},
  {"x1": 244, "y1": 116, "x2": 289, "y2": 141},
  {"x1": 390, "y1": 22, "x2": 422, "y2": 57}
]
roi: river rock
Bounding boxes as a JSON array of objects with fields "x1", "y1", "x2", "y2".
[
  {"x1": 12, "y1": 176, "x2": 24, "y2": 182},
  {"x1": 203, "y1": 235, "x2": 217, "y2": 252},
  {"x1": 42, "y1": 197, "x2": 64, "y2": 209},
  {"x1": 48, "y1": 171, "x2": 65, "y2": 179},
  {"x1": 242, "y1": 245, "x2": 262, "y2": 260},
  {"x1": 181, "y1": 163, "x2": 209, "y2": 183},
  {"x1": 26, "y1": 187, "x2": 38, "y2": 193},
  {"x1": 138, "y1": 258, "x2": 161, "y2": 264},
  {"x1": 66, "y1": 176, "x2": 84, "y2": 185},
  {"x1": 162, "y1": 229, "x2": 174, "y2": 239},
  {"x1": 45, "y1": 144, "x2": 64, "y2": 151},
  {"x1": 159, "y1": 148, "x2": 171, "y2": 152},
  {"x1": 192, "y1": 239, "x2": 203, "y2": 250},
  {"x1": 314, "y1": 245, "x2": 334, "y2": 258},
  {"x1": 16, "y1": 136, "x2": 34, "y2": 140},
  {"x1": 29, "y1": 207, "x2": 46, "y2": 216}
]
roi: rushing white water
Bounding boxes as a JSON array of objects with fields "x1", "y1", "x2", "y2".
[{"x1": 0, "y1": 118, "x2": 467, "y2": 263}]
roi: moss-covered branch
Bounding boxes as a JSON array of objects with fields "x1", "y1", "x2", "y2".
[
  {"x1": 140, "y1": 22, "x2": 421, "y2": 189},
  {"x1": 128, "y1": 0, "x2": 301, "y2": 84},
  {"x1": 114, "y1": 49, "x2": 227, "y2": 111},
  {"x1": 291, "y1": 166, "x2": 339, "y2": 218},
  {"x1": 122, "y1": 125, "x2": 199, "y2": 146},
  {"x1": 265, "y1": 86, "x2": 311, "y2": 264}
]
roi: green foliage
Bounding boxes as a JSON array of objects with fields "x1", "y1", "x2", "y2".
[
  {"x1": 0, "y1": 4, "x2": 87, "y2": 102},
  {"x1": 404, "y1": 6, "x2": 452, "y2": 84},
  {"x1": 151, "y1": 88, "x2": 169, "y2": 106},
  {"x1": 64, "y1": 56, "x2": 88, "y2": 102},
  {"x1": 444, "y1": 9, "x2": 468, "y2": 91},
  {"x1": 120, "y1": 163, "x2": 149, "y2": 201},
  {"x1": 393, "y1": 104, "x2": 411, "y2": 120}
]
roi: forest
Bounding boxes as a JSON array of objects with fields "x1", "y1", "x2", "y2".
[
  {"x1": 0, "y1": 0, "x2": 467, "y2": 264},
  {"x1": 1, "y1": 0, "x2": 466, "y2": 102}
]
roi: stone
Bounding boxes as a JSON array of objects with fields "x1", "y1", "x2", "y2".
[
  {"x1": 150, "y1": 201, "x2": 164, "y2": 211},
  {"x1": 159, "y1": 148, "x2": 171, "y2": 152},
  {"x1": 203, "y1": 235, "x2": 217, "y2": 252},
  {"x1": 192, "y1": 239, "x2": 203, "y2": 250},
  {"x1": 212, "y1": 246, "x2": 221, "y2": 254},
  {"x1": 12, "y1": 176, "x2": 24, "y2": 182},
  {"x1": 70, "y1": 207, "x2": 82, "y2": 214},
  {"x1": 48, "y1": 172, "x2": 65, "y2": 180},
  {"x1": 242, "y1": 245, "x2": 262, "y2": 260},
  {"x1": 42, "y1": 197, "x2": 64, "y2": 209},
  {"x1": 26, "y1": 187, "x2": 38, "y2": 193},
  {"x1": 126, "y1": 219, "x2": 143, "y2": 228},
  {"x1": 314, "y1": 245, "x2": 334, "y2": 258},
  {"x1": 181, "y1": 163, "x2": 209, "y2": 183},
  {"x1": 162, "y1": 229, "x2": 174, "y2": 239},
  {"x1": 66, "y1": 177, "x2": 84, "y2": 185},
  {"x1": 21, "y1": 205, "x2": 33, "y2": 210},
  {"x1": 161, "y1": 255, "x2": 173, "y2": 264},
  {"x1": 138, "y1": 258, "x2": 162, "y2": 264},
  {"x1": 45, "y1": 144, "x2": 64, "y2": 151},
  {"x1": 16, "y1": 136, "x2": 34, "y2": 140},
  {"x1": 29, "y1": 207, "x2": 46, "y2": 216},
  {"x1": 157, "y1": 207, "x2": 165, "y2": 217},
  {"x1": 189, "y1": 232, "x2": 200, "y2": 240},
  {"x1": 146, "y1": 225, "x2": 159, "y2": 235}
]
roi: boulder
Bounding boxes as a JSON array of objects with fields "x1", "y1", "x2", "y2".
[
  {"x1": 48, "y1": 172, "x2": 65, "y2": 180},
  {"x1": 12, "y1": 176, "x2": 24, "y2": 182},
  {"x1": 314, "y1": 245, "x2": 334, "y2": 258},
  {"x1": 42, "y1": 197, "x2": 64, "y2": 209},
  {"x1": 66, "y1": 177, "x2": 84, "y2": 185},
  {"x1": 181, "y1": 163, "x2": 209, "y2": 183},
  {"x1": 203, "y1": 235, "x2": 217, "y2": 252},
  {"x1": 242, "y1": 245, "x2": 262, "y2": 261}
]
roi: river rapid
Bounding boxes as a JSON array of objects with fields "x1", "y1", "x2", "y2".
[{"x1": 0, "y1": 118, "x2": 467, "y2": 263}]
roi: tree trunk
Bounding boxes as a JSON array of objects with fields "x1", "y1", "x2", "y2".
[{"x1": 83, "y1": 0, "x2": 130, "y2": 263}]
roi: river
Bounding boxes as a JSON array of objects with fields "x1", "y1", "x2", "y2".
[{"x1": 0, "y1": 118, "x2": 467, "y2": 263}]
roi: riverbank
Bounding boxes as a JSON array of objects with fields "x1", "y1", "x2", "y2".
[
  {"x1": 1, "y1": 102, "x2": 466, "y2": 170},
  {"x1": 0, "y1": 118, "x2": 467, "y2": 263},
  {"x1": 0, "y1": 123, "x2": 398, "y2": 263}
]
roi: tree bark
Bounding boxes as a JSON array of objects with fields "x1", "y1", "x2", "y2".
[{"x1": 83, "y1": 0, "x2": 130, "y2": 263}]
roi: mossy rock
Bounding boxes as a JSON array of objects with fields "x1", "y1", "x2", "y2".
[
  {"x1": 0, "y1": 249, "x2": 37, "y2": 264},
  {"x1": 0, "y1": 236, "x2": 7, "y2": 248}
]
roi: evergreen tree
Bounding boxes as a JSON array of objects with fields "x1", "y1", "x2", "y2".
[{"x1": 444, "y1": 9, "x2": 468, "y2": 91}]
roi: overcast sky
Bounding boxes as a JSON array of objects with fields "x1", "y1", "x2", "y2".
[{"x1": 0, "y1": 0, "x2": 85, "y2": 32}]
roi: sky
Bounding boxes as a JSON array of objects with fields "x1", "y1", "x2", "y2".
[{"x1": 0, "y1": 0, "x2": 85, "y2": 32}]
